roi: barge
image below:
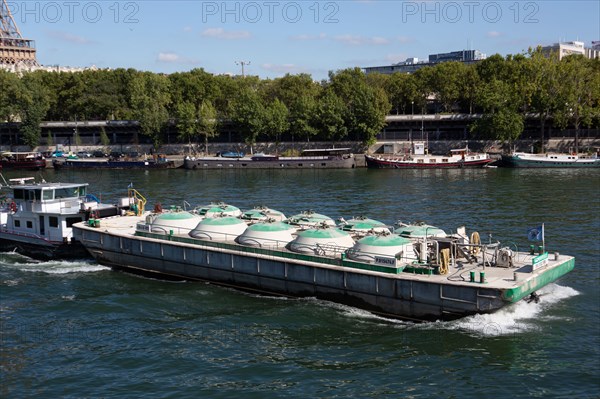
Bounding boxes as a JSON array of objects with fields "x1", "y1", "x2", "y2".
[
  {"x1": 501, "y1": 152, "x2": 600, "y2": 168},
  {"x1": 184, "y1": 148, "x2": 356, "y2": 169},
  {"x1": 73, "y1": 200, "x2": 574, "y2": 321}
]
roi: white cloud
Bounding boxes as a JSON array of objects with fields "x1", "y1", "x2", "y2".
[
  {"x1": 396, "y1": 36, "x2": 414, "y2": 44},
  {"x1": 487, "y1": 31, "x2": 502, "y2": 38},
  {"x1": 290, "y1": 33, "x2": 327, "y2": 41},
  {"x1": 334, "y1": 35, "x2": 389, "y2": 46},
  {"x1": 47, "y1": 30, "x2": 94, "y2": 45},
  {"x1": 201, "y1": 28, "x2": 251, "y2": 40},
  {"x1": 157, "y1": 52, "x2": 200, "y2": 65}
]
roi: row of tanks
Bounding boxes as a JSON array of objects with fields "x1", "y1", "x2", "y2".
[{"x1": 142, "y1": 202, "x2": 449, "y2": 266}]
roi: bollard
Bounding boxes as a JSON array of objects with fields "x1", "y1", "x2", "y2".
[
  {"x1": 529, "y1": 245, "x2": 535, "y2": 255},
  {"x1": 470, "y1": 271, "x2": 475, "y2": 283},
  {"x1": 480, "y1": 271, "x2": 486, "y2": 284},
  {"x1": 513, "y1": 272, "x2": 518, "y2": 281},
  {"x1": 554, "y1": 252, "x2": 560, "y2": 261}
]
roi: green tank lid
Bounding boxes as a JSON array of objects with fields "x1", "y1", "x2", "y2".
[
  {"x1": 358, "y1": 234, "x2": 411, "y2": 247},
  {"x1": 199, "y1": 217, "x2": 245, "y2": 226},
  {"x1": 395, "y1": 224, "x2": 446, "y2": 237},
  {"x1": 155, "y1": 211, "x2": 198, "y2": 220},
  {"x1": 297, "y1": 228, "x2": 349, "y2": 239},
  {"x1": 246, "y1": 222, "x2": 293, "y2": 232},
  {"x1": 342, "y1": 218, "x2": 387, "y2": 230}
]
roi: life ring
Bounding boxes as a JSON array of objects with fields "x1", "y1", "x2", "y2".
[
  {"x1": 470, "y1": 232, "x2": 481, "y2": 255},
  {"x1": 439, "y1": 248, "x2": 450, "y2": 275},
  {"x1": 9, "y1": 201, "x2": 17, "y2": 212}
]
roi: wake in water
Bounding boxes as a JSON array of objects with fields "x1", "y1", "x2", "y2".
[
  {"x1": 307, "y1": 283, "x2": 579, "y2": 336},
  {"x1": 447, "y1": 283, "x2": 580, "y2": 337},
  {"x1": 0, "y1": 251, "x2": 110, "y2": 275}
]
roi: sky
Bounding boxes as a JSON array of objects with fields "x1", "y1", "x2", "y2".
[{"x1": 6, "y1": 0, "x2": 600, "y2": 80}]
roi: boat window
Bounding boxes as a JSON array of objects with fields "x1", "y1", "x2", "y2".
[
  {"x1": 43, "y1": 190, "x2": 54, "y2": 200},
  {"x1": 28, "y1": 190, "x2": 41, "y2": 201},
  {"x1": 55, "y1": 187, "x2": 79, "y2": 199},
  {"x1": 78, "y1": 186, "x2": 86, "y2": 196},
  {"x1": 14, "y1": 220, "x2": 20, "y2": 227},
  {"x1": 66, "y1": 217, "x2": 82, "y2": 227},
  {"x1": 13, "y1": 189, "x2": 24, "y2": 200},
  {"x1": 442, "y1": 159, "x2": 448, "y2": 163},
  {"x1": 417, "y1": 159, "x2": 424, "y2": 163},
  {"x1": 49, "y1": 217, "x2": 59, "y2": 228},
  {"x1": 27, "y1": 221, "x2": 33, "y2": 228}
]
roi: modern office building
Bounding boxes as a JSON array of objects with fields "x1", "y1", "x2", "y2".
[
  {"x1": 541, "y1": 41, "x2": 599, "y2": 60},
  {"x1": 364, "y1": 49, "x2": 486, "y2": 75}
]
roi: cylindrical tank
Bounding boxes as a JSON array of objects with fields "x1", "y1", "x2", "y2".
[
  {"x1": 147, "y1": 211, "x2": 203, "y2": 234},
  {"x1": 236, "y1": 221, "x2": 295, "y2": 248},
  {"x1": 346, "y1": 234, "x2": 414, "y2": 264},
  {"x1": 289, "y1": 226, "x2": 354, "y2": 256},
  {"x1": 189, "y1": 216, "x2": 247, "y2": 241}
]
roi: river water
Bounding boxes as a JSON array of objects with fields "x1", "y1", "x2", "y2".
[{"x1": 1, "y1": 167, "x2": 599, "y2": 398}]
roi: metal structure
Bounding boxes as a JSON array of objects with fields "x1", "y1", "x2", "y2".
[{"x1": 0, "y1": 0, "x2": 38, "y2": 66}]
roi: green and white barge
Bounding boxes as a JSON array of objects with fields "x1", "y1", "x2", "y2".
[{"x1": 73, "y1": 206, "x2": 574, "y2": 321}]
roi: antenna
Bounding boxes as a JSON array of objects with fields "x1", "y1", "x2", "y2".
[{"x1": 235, "y1": 60, "x2": 251, "y2": 77}]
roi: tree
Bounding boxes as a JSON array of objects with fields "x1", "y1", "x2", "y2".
[
  {"x1": 230, "y1": 87, "x2": 265, "y2": 148},
  {"x1": 19, "y1": 72, "x2": 51, "y2": 148},
  {"x1": 0, "y1": 70, "x2": 23, "y2": 148},
  {"x1": 175, "y1": 101, "x2": 197, "y2": 153},
  {"x1": 553, "y1": 55, "x2": 599, "y2": 152},
  {"x1": 99, "y1": 126, "x2": 110, "y2": 146},
  {"x1": 429, "y1": 61, "x2": 466, "y2": 112},
  {"x1": 263, "y1": 99, "x2": 289, "y2": 146},
  {"x1": 470, "y1": 79, "x2": 524, "y2": 142},
  {"x1": 197, "y1": 100, "x2": 218, "y2": 155},
  {"x1": 328, "y1": 68, "x2": 390, "y2": 145},
  {"x1": 129, "y1": 72, "x2": 171, "y2": 149},
  {"x1": 314, "y1": 89, "x2": 347, "y2": 144},
  {"x1": 269, "y1": 73, "x2": 320, "y2": 141}
]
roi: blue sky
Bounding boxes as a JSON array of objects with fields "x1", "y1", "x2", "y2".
[{"x1": 8, "y1": 0, "x2": 600, "y2": 80}]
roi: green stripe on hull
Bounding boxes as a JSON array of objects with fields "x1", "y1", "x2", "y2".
[{"x1": 502, "y1": 258, "x2": 575, "y2": 302}]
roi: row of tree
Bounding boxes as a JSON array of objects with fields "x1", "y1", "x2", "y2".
[{"x1": 1, "y1": 48, "x2": 598, "y2": 149}]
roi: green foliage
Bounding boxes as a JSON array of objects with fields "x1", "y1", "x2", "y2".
[
  {"x1": 129, "y1": 72, "x2": 171, "y2": 148},
  {"x1": 46, "y1": 131, "x2": 54, "y2": 147},
  {"x1": 314, "y1": 89, "x2": 347, "y2": 143},
  {"x1": 328, "y1": 68, "x2": 390, "y2": 145},
  {"x1": 99, "y1": 126, "x2": 110, "y2": 146},
  {"x1": 18, "y1": 72, "x2": 51, "y2": 148},
  {"x1": 3, "y1": 53, "x2": 597, "y2": 147}
]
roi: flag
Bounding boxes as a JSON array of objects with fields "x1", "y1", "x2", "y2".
[{"x1": 527, "y1": 225, "x2": 544, "y2": 241}]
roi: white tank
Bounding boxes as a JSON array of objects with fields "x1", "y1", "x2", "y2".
[
  {"x1": 338, "y1": 216, "x2": 389, "y2": 234},
  {"x1": 236, "y1": 221, "x2": 295, "y2": 248},
  {"x1": 347, "y1": 234, "x2": 414, "y2": 264},
  {"x1": 394, "y1": 223, "x2": 446, "y2": 239},
  {"x1": 287, "y1": 211, "x2": 335, "y2": 228},
  {"x1": 147, "y1": 211, "x2": 203, "y2": 234},
  {"x1": 196, "y1": 202, "x2": 242, "y2": 218},
  {"x1": 289, "y1": 226, "x2": 354, "y2": 257},
  {"x1": 189, "y1": 216, "x2": 247, "y2": 241},
  {"x1": 241, "y1": 206, "x2": 287, "y2": 222}
]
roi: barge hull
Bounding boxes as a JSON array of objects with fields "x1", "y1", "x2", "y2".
[{"x1": 76, "y1": 226, "x2": 527, "y2": 321}]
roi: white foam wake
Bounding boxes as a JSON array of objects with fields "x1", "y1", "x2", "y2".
[
  {"x1": 0, "y1": 253, "x2": 110, "y2": 275},
  {"x1": 448, "y1": 283, "x2": 579, "y2": 336}
]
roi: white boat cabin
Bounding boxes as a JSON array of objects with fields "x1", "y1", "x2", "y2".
[{"x1": 2, "y1": 179, "x2": 97, "y2": 243}]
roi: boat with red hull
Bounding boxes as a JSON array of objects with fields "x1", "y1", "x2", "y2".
[{"x1": 365, "y1": 142, "x2": 492, "y2": 169}]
